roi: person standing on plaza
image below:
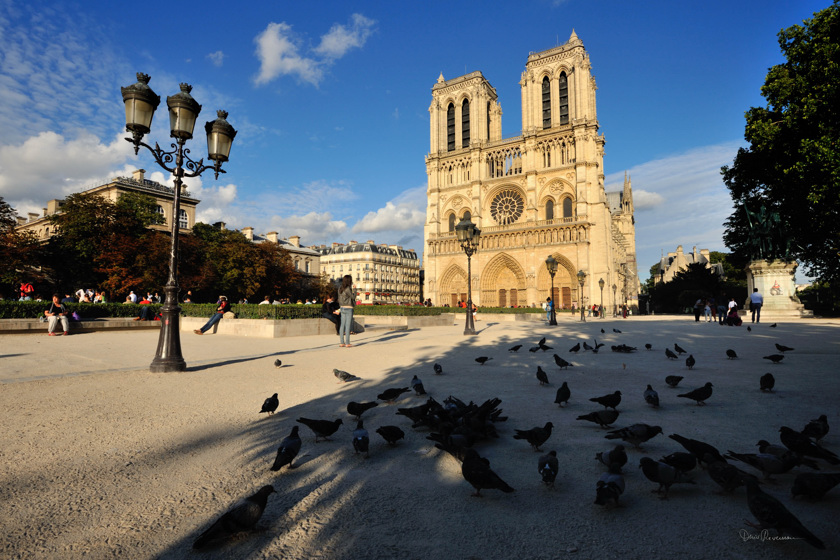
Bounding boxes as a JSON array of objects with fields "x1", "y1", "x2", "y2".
[
  {"x1": 749, "y1": 288, "x2": 764, "y2": 323},
  {"x1": 194, "y1": 296, "x2": 230, "y2": 335},
  {"x1": 545, "y1": 297, "x2": 553, "y2": 323},
  {"x1": 338, "y1": 275, "x2": 356, "y2": 347},
  {"x1": 703, "y1": 299, "x2": 712, "y2": 322},
  {"x1": 45, "y1": 293, "x2": 70, "y2": 336}
]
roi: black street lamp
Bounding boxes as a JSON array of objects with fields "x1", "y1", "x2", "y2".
[
  {"x1": 122, "y1": 73, "x2": 237, "y2": 373},
  {"x1": 577, "y1": 269, "x2": 586, "y2": 322},
  {"x1": 598, "y1": 277, "x2": 605, "y2": 319},
  {"x1": 545, "y1": 256, "x2": 558, "y2": 326},
  {"x1": 455, "y1": 217, "x2": 481, "y2": 335},
  {"x1": 612, "y1": 283, "x2": 617, "y2": 317}
]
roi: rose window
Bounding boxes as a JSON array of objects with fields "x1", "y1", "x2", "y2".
[{"x1": 490, "y1": 189, "x2": 524, "y2": 225}]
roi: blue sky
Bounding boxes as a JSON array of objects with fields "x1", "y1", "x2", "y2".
[{"x1": 0, "y1": 0, "x2": 828, "y2": 281}]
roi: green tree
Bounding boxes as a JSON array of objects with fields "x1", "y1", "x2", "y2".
[
  {"x1": 722, "y1": 2, "x2": 840, "y2": 280},
  {"x1": 0, "y1": 197, "x2": 43, "y2": 291}
]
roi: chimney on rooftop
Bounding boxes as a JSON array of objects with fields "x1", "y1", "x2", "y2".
[
  {"x1": 266, "y1": 232, "x2": 278, "y2": 243},
  {"x1": 289, "y1": 235, "x2": 300, "y2": 247},
  {"x1": 28, "y1": 212, "x2": 39, "y2": 222},
  {"x1": 242, "y1": 227, "x2": 253, "y2": 241},
  {"x1": 132, "y1": 169, "x2": 145, "y2": 182}
]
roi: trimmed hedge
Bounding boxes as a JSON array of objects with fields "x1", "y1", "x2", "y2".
[{"x1": 0, "y1": 301, "x2": 161, "y2": 319}]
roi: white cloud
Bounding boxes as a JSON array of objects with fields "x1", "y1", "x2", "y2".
[
  {"x1": 253, "y1": 22, "x2": 323, "y2": 86},
  {"x1": 353, "y1": 201, "x2": 425, "y2": 233},
  {"x1": 631, "y1": 189, "x2": 665, "y2": 210},
  {"x1": 313, "y1": 14, "x2": 375, "y2": 59},
  {"x1": 253, "y1": 14, "x2": 375, "y2": 87},
  {"x1": 207, "y1": 51, "x2": 225, "y2": 67}
]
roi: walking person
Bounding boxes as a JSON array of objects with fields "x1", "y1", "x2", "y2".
[
  {"x1": 338, "y1": 275, "x2": 356, "y2": 347},
  {"x1": 194, "y1": 296, "x2": 230, "y2": 335},
  {"x1": 693, "y1": 298, "x2": 703, "y2": 322},
  {"x1": 45, "y1": 293, "x2": 70, "y2": 336},
  {"x1": 703, "y1": 299, "x2": 712, "y2": 322},
  {"x1": 749, "y1": 288, "x2": 764, "y2": 323}
]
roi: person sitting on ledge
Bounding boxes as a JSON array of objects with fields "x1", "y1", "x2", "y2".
[
  {"x1": 194, "y1": 296, "x2": 230, "y2": 335},
  {"x1": 45, "y1": 293, "x2": 70, "y2": 336},
  {"x1": 134, "y1": 297, "x2": 155, "y2": 321}
]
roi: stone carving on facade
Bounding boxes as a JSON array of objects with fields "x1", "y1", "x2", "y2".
[{"x1": 450, "y1": 196, "x2": 464, "y2": 209}]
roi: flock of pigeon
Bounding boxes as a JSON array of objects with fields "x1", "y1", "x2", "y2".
[{"x1": 193, "y1": 326, "x2": 836, "y2": 552}]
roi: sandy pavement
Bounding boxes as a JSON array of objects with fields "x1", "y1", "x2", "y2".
[{"x1": 1, "y1": 314, "x2": 839, "y2": 559}]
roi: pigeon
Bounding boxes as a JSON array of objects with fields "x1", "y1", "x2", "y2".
[
  {"x1": 660, "y1": 452, "x2": 697, "y2": 473},
  {"x1": 537, "y1": 337, "x2": 546, "y2": 346},
  {"x1": 674, "y1": 343, "x2": 687, "y2": 355},
  {"x1": 779, "y1": 426, "x2": 840, "y2": 464},
  {"x1": 601, "y1": 328, "x2": 606, "y2": 334},
  {"x1": 376, "y1": 425, "x2": 405, "y2": 446},
  {"x1": 539, "y1": 342, "x2": 553, "y2": 352},
  {"x1": 411, "y1": 375, "x2": 427, "y2": 396},
  {"x1": 665, "y1": 375, "x2": 684, "y2": 388},
  {"x1": 461, "y1": 448, "x2": 515, "y2": 497},
  {"x1": 801, "y1": 415, "x2": 829, "y2": 442},
  {"x1": 297, "y1": 417, "x2": 343, "y2": 442},
  {"x1": 334, "y1": 368, "x2": 360, "y2": 383},
  {"x1": 270, "y1": 426, "x2": 301, "y2": 471},
  {"x1": 770, "y1": 323, "x2": 777, "y2": 327},
  {"x1": 193, "y1": 485, "x2": 276, "y2": 549},
  {"x1": 576, "y1": 409, "x2": 620, "y2": 428},
  {"x1": 760, "y1": 373, "x2": 775, "y2": 392},
  {"x1": 553, "y1": 354, "x2": 571, "y2": 369},
  {"x1": 685, "y1": 354, "x2": 695, "y2": 369},
  {"x1": 595, "y1": 466, "x2": 625, "y2": 506},
  {"x1": 433, "y1": 363, "x2": 443, "y2": 375},
  {"x1": 791, "y1": 473, "x2": 840, "y2": 500},
  {"x1": 775, "y1": 343, "x2": 794, "y2": 353},
  {"x1": 536, "y1": 366, "x2": 549, "y2": 386},
  {"x1": 677, "y1": 382, "x2": 714, "y2": 405},
  {"x1": 644, "y1": 385, "x2": 660, "y2": 408},
  {"x1": 726, "y1": 349, "x2": 738, "y2": 359},
  {"x1": 747, "y1": 326, "x2": 752, "y2": 332},
  {"x1": 665, "y1": 348, "x2": 678, "y2": 360},
  {"x1": 726, "y1": 450, "x2": 799, "y2": 479},
  {"x1": 745, "y1": 478, "x2": 825, "y2": 549},
  {"x1": 353, "y1": 420, "x2": 370, "y2": 457},
  {"x1": 706, "y1": 455, "x2": 754, "y2": 493},
  {"x1": 513, "y1": 422, "x2": 554, "y2": 451},
  {"x1": 273, "y1": 359, "x2": 282, "y2": 368},
  {"x1": 347, "y1": 401, "x2": 378, "y2": 420},
  {"x1": 260, "y1": 393, "x2": 279, "y2": 415},
  {"x1": 606, "y1": 424, "x2": 663, "y2": 449},
  {"x1": 669, "y1": 434, "x2": 726, "y2": 465},
  {"x1": 596, "y1": 444, "x2": 628, "y2": 471},
  {"x1": 594, "y1": 340, "x2": 605, "y2": 351},
  {"x1": 538, "y1": 450, "x2": 559, "y2": 487},
  {"x1": 756, "y1": 440, "x2": 821, "y2": 470},
  {"x1": 645, "y1": 343, "x2": 652, "y2": 350},
  {"x1": 582, "y1": 341, "x2": 594, "y2": 352},
  {"x1": 529, "y1": 346, "x2": 540, "y2": 353},
  {"x1": 509, "y1": 345, "x2": 522, "y2": 352},
  {"x1": 569, "y1": 342, "x2": 581, "y2": 353},
  {"x1": 613, "y1": 328, "x2": 622, "y2": 333},
  {"x1": 589, "y1": 390, "x2": 621, "y2": 410},
  {"x1": 475, "y1": 356, "x2": 492, "y2": 365},
  {"x1": 554, "y1": 382, "x2": 571, "y2": 407},
  {"x1": 639, "y1": 457, "x2": 695, "y2": 498},
  {"x1": 763, "y1": 354, "x2": 784, "y2": 364},
  {"x1": 377, "y1": 387, "x2": 411, "y2": 403}
]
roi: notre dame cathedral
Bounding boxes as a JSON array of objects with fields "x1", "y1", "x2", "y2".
[{"x1": 422, "y1": 31, "x2": 638, "y2": 311}]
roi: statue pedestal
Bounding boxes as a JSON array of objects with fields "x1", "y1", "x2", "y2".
[{"x1": 745, "y1": 260, "x2": 812, "y2": 318}]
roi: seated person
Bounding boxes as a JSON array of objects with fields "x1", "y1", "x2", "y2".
[
  {"x1": 321, "y1": 294, "x2": 340, "y2": 334},
  {"x1": 134, "y1": 297, "x2": 156, "y2": 321},
  {"x1": 45, "y1": 293, "x2": 70, "y2": 336},
  {"x1": 726, "y1": 306, "x2": 742, "y2": 326}
]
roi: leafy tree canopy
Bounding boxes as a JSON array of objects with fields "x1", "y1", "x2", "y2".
[
  {"x1": 0, "y1": 197, "x2": 43, "y2": 288},
  {"x1": 722, "y1": 1, "x2": 840, "y2": 280}
]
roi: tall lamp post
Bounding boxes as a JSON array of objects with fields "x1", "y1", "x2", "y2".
[
  {"x1": 121, "y1": 73, "x2": 237, "y2": 373},
  {"x1": 577, "y1": 270, "x2": 587, "y2": 322},
  {"x1": 455, "y1": 217, "x2": 481, "y2": 335},
  {"x1": 545, "y1": 256, "x2": 558, "y2": 326},
  {"x1": 598, "y1": 277, "x2": 605, "y2": 319},
  {"x1": 612, "y1": 283, "x2": 617, "y2": 317}
]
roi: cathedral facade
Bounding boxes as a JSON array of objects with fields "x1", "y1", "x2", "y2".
[{"x1": 423, "y1": 32, "x2": 638, "y2": 311}]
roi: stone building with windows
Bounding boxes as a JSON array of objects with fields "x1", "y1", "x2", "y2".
[
  {"x1": 14, "y1": 169, "x2": 198, "y2": 240},
  {"x1": 314, "y1": 241, "x2": 421, "y2": 304},
  {"x1": 239, "y1": 229, "x2": 321, "y2": 276},
  {"x1": 655, "y1": 245, "x2": 724, "y2": 284},
  {"x1": 423, "y1": 32, "x2": 638, "y2": 310}
]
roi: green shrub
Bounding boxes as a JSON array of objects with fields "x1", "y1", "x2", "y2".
[
  {"x1": 0, "y1": 300, "x2": 161, "y2": 319},
  {"x1": 353, "y1": 305, "x2": 443, "y2": 316}
]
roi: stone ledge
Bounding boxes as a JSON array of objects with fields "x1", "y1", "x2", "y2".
[
  {"x1": 0, "y1": 317, "x2": 162, "y2": 334},
  {"x1": 181, "y1": 316, "x2": 368, "y2": 338}
]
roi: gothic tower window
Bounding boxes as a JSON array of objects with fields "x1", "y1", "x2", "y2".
[
  {"x1": 447, "y1": 103, "x2": 455, "y2": 151},
  {"x1": 461, "y1": 99, "x2": 470, "y2": 148},
  {"x1": 448, "y1": 214, "x2": 456, "y2": 232},
  {"x1": 562, "y1": 197, "x2": 573, "y2": 218},
  {"x1": 542, "y1": 76, "x2": 551, "y2": 129},
  {"x1": 545, "y1": 199, "x2": 554, "y2": 220},
  {"x1": 486, "y1": 102, "x2": 491, "y2": 140},
  {"x1": 558, "y1": 72, "x2": 569, "y2": 125}
]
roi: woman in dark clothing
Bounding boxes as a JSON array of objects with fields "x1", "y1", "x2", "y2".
[
  {"x1": 321, "y1": 294, "x2": 340, "y2": 335},
  {"x1": 337, "y1": 275, "x2": 356, "y2": 347}
]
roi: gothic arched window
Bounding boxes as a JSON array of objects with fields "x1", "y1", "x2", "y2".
[
  {"x1": 558, "y1": 72, "x2": 569, "y2": 125},
  {"x1": 448, "y1": 214, "x2": 456, "y2": 232},
  {"x1": 461, "y1": 99, "x2": 470, "y2": 148},
  {"x1": 545, "y1": 200, "x2": 554, "y2": 221},
  {"x1": 462, "y1": 210, "x2": 471, "y2": 222},
  {"x1": 542, "y1": 76, "x2": 551, "y2": 129},
  {"x1": 562, "y1": 197, "x2": 573, "y2": 218},
  {"x1": 447, "y1": 103, "x2": 455, "y2": 151}
]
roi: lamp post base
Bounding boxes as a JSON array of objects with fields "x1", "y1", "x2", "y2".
[
  {"x1": 549, "y1": 310, "x2": 557, "y2": 326},
  {"x1": 150, "y1": 286, "x2": 187, "y2": 372}
]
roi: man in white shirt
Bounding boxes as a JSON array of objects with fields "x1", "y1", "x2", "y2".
[
  {"x1": 259, "y1": 296, "x2": 271, "y2": 305},
  {"x1": 749, "y1": 288, "x2": 764, "y2": 323}
]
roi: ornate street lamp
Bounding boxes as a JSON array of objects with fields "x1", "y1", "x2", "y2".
[
  {"x1": 455, "y1": 217, "x2": 481, "y2": 335},
  {"x1": 577, "y1": 269, "x2": 586, "y2": 322},
  {"x1": 598, "y1": 277, "x2": 605, "y2": 319},
  {"x1": 545, "y1": 256, "x2": 558, "y2": 326},
  {"x1": 122, "y1": 73, "x2": 237, "y2": 373},
  {"x1": 612, "y1": 283, "x2": 617, "y2": 317}
]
